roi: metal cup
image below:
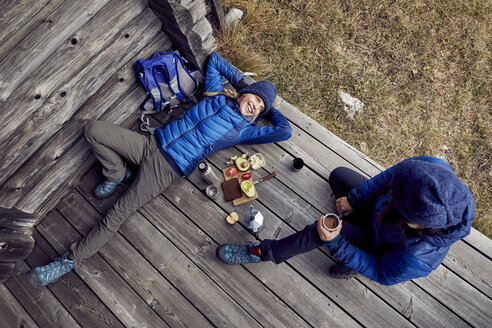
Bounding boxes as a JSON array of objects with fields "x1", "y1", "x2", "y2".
[{"x1": 322, "y1": 213, "x2": 341, "y2": 231}]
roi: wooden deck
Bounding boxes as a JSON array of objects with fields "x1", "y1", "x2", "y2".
[{"x1": 1, "y1": 1, "x2": 491, "y2": 327}]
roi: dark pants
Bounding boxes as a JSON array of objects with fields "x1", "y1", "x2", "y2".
[{"x1": 260, "y1": 167, "x2": 375, "y2": 264}]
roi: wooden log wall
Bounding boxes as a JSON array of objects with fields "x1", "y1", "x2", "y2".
[
  {"x1": 149, "y1": 0, "x2": 220, "y2": 71},
  {"x1": 0, "y1": 208, "x2": 36, "y2": 282}
]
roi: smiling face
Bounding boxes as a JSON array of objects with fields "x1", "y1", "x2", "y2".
[{"x1": 238, "y1": 93, "x2": 265, "y2": 117}]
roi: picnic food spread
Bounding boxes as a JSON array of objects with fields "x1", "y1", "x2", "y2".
[{"x1": 221, "y1": 153, "x2": 274, "y2": 206}]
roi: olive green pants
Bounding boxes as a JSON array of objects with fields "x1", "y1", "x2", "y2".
[{"x1": 69, "y1": 121, "x2": 179, "y2": 267}]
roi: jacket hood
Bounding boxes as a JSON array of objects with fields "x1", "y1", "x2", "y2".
[
  {"x1": 420, "y1": 198, "x2": 475, "y2": 247},
  {"x1": 392, "y1": 159, "x2": 474, "y2": 229}
]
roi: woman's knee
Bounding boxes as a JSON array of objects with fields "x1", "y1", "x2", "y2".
[
  {"x1": 83, "y1": 120, "x2": 104, "y2": 141},
  {"x1": 329, "y1": 167, "x2": 347, "y2": 187}
]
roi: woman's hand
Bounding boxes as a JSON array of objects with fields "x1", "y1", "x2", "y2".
[
  {"x1": 317, "y1": 216, "x2": 342, "y2": 241},
  {"x1": 336, "y1": 197, "x2": 354, "y2": 216}
]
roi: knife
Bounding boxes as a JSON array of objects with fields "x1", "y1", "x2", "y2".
[{"x1": 252, "y1": 171, "x2": 277, "y2": 185}]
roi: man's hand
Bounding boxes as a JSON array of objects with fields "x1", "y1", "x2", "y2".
[
  {"x1": 336, "y1": 197, "x2": 354, "y2": 216},
  {"x1": 317, "y1": 216, "x2": 342, "y2": 241}
]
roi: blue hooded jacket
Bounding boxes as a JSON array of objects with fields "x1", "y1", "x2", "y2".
[
  {"x1": 154, "y1": 52, "x2": 293, "y2": 176},
  {"x1": 328, "y1": 156, "x2": 475, "y2": 286}
]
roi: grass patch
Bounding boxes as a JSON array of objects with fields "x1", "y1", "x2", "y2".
[{"x1": 219, "y1": 0, "x2": 491, "y2": 237}]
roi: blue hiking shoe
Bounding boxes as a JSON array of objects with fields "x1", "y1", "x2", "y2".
[
  {"x1": 216, "y1": 242, "x2": 261, "y2": 265},
  {"x1": 94, "y1": 165, "x2": 132, "y2": 199},
  {"x1": 31, "y1": 252, "x2": 74, "y2": 287}
]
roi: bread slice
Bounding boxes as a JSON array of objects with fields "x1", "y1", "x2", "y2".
[{"x1": 221, "y1": 178, "x2": 242, "y2": 201}]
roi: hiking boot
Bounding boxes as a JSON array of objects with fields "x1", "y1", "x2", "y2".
[
  {"x1": 216, "y1": 242, "x2": 261, "y2": 265},
  {"x1": 94, "y1": 165, "x2": 132, "y2": 199},
  {"x1": 329, "y1": 263, "x2": 359, "y2": 280},
  {"x1": 30, "y1": 252, "x2": 74, "y2": 287}
]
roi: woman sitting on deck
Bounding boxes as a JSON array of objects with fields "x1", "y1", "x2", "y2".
[
  {"x1": 217, "y1": 156, "x2": 475, "y2": 286},
  {"x1": 29, "y1": 52, "x2": 293, "y2": 286}
]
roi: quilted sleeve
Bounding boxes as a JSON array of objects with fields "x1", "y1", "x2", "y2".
[
  {"x1": 239, "y1": 108, "x2": 293, "y2": 144},
  {"x1": 331, "y1": 239, "x2": 433, "y2": 286},
  {"x1": 205, "y1": 52, "x2": 246, "y2": 93}
]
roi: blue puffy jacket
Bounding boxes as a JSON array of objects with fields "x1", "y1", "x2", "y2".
[
  {"x1": 154, "y1": 52, "x2": 293, "y2": 176},
  {"x1": 330, "y1": 156, "x2": 475, "y2": 286}
]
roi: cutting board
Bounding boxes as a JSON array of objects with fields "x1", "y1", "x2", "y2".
[{"x1": 222, "y1": 167, "x2": 258, "y2": 206}]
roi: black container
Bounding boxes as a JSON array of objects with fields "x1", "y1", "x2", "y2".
[{"x1": 292, "y1": 158, "x2": 304, "y2": 171}]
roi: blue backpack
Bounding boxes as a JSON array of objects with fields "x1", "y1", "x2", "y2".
[{"x1": 134, "y1": 51, "x2": 203, "y2": 133}]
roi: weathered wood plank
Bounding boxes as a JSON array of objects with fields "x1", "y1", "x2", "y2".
[
  {"x1": 202, "y1": 147, "x2": 470, "y2": 328},
  {"x1": 4, "y1": 261, "x2": 81, "y2": 327},
  {"x1": 0, "y1": 33, "x2": 172, "y2": 214},
  {"x1": 28, "y1": 225, "x2": 125, "y2": 328},
  {"x1": 139, "y1": 197, "x2": 315, "y2": 328},
  {"x1": 0, "y1": 0, "x2": 50, "y2": 48},
  {"x1": 0, "y1": 8, "x2": 162, "y2": 187},
  {"x1": 36, "y1": 207, "x2": 171, "y2": 328},
  {"x1": 74, "y1": 175, "x2": 263, "y2": 328},
  {"x1": 0, "y1": 0, "x2": 63, "y2": 59},
  {"x1": 56, "y1": 191, "x2": 214, "y2": 328},
  {"x1": 0, "y1": 284, "x2": 39, "y2": 328},
  {"x1": 412, "y1": 264, "x2": 492, "y2": 327},
  {"x1": 443, "y1": 240, "x2": 492, "y2": 298},
  {"x1": 0, "y1": 262, "x2": 15, "y2": 283},
  {"x1": 0, "y1": 0, "x2": 112, "y2": 101},
  {"x1": 464, "y1": 228, "x2": 492, "y2": 259},
  {"x1": 0, "y1": 0, "x2": 148, "y2": 144}
]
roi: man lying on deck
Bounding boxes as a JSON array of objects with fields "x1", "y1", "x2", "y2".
[
  {"x1": 217, "y1": 156, "x2": 475, "y2": 286},
  {"x1": 27, "y1": 52, "x2": 292, "y2": 287}
]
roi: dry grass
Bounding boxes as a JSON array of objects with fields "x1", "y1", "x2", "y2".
[{"x1": 219, "y1": 0, "x2": 492, "y2": 237}]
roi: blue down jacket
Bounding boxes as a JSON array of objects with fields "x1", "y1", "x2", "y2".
[
  {"x1": 332, "y1": 156, "x2": 475, "y2": 286},
  {"x1": 154, "y1": 52, "x2": 292, "y2": 176}
]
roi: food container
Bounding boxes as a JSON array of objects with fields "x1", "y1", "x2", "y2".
[{"x1": 248, "y1": 153, "x2": 265, "y2": 170}]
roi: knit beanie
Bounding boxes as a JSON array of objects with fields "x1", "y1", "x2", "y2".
[
  {"x1": 392, "y1": 159, "x2": 472, "y2": 229},
  {"x1": 240, "y1": 81, "x2": 277, "y2": 116}
]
